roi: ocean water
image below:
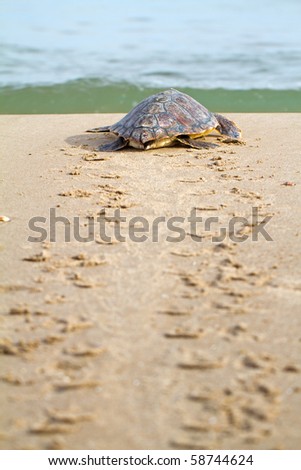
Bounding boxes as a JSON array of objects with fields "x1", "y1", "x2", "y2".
[{"x1": 0, "y1": 0, "x2": 301, "y2": 113}]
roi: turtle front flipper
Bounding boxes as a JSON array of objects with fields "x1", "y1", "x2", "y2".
[
  {"x1": 214, "y1": 113, "x2": 242, "y2": 141},
  {"x1": 98, "y1": 136, "x2": 128, "y2": 152},
  {"x1": 177, "y1": 136, "x2": 218, "y2": 149},
  {"x1": 86, "y1": 126, "x2": 111, "y2": 133}
]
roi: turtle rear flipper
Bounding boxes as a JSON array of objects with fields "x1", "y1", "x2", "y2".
[
  {"x1": 177, "y1": 136, "x2": 218, "y2": 149},
  {"x1": 87, "y1": 126, "x2": 111, "y2": 133},
  {"x1": 214, "y1": 113, "x2": 242, "y2": 141},
  {"x1": 98, "y1": 136, "x2": 128, "y2": 152}
]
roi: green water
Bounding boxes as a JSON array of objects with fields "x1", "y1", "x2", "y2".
[{"x1": 1, "y1": 81, "x2": 300, "y2": 114}]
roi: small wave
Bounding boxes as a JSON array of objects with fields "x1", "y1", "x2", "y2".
[{"x1": 0, "y1": 79, "x2": 300, "y2": 113}]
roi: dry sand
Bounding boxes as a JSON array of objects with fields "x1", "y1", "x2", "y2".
[{"x1": 0, "y1": 113, "x2": 301, "y2": 450}]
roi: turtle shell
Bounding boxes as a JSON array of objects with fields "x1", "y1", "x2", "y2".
[{"x1": 110, "y1": 89, "x2": 218, "y2": 145}]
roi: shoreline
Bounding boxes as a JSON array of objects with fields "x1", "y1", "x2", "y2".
[
  {"x1": 1, "y1": 113, "x2": 301, "y2": 450},
  {"x1": 1, "y1": 86, "x2": 301, "y2": 114}
]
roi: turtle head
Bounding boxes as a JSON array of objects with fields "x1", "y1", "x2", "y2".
[{"x1": 214, "y1": 113, "x2": 242, "y2": 140}]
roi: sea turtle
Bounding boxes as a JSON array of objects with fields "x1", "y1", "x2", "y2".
[{"x1": 87, "y1": 89, "x2": 241, "y2": 151}]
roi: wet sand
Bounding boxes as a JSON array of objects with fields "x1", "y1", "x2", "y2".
[{"x1": 0, "y1": 113, "x2": 301, "y2": 450}]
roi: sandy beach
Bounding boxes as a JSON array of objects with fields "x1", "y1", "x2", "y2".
[{"x1": 1, "y1": 113, "x2": 301, "y2": 450}]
